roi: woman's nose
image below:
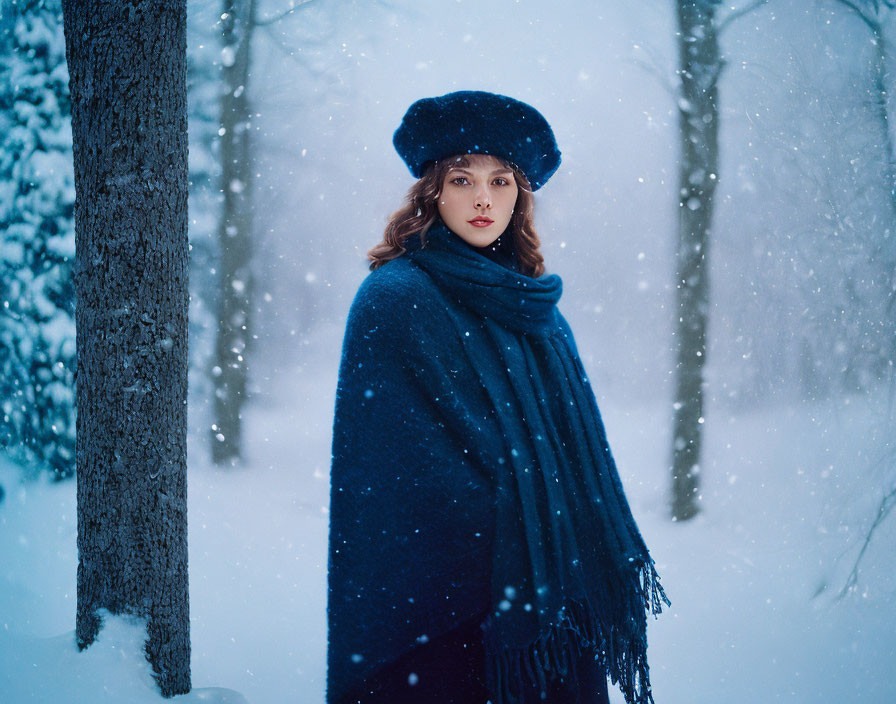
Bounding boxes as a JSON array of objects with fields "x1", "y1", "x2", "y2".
[{"x1": 474, "y1": 186, "x2": 492, "y2": 208}]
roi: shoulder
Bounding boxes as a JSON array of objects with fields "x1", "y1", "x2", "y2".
[
  {"x1": 343, "y1": 256, "x2": 449, "y2": 348},
  {"x1": 350, "y1": 256, "x2": 438, "y2": 319},
  {"x1": 346, "y1": 256, "x2": 450, "y2": 329}
]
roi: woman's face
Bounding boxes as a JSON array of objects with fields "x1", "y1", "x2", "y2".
[{"x1": 437, "y1": 154, "x2": 518, "y2": 247}]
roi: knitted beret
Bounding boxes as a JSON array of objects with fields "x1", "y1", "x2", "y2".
[{"x1": 392, "y1": 90, "x2": 562, "y2": 191}]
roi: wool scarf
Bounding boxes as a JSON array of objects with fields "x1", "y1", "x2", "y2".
[{"x1": 403, "y1": 218, "x2": 670, "y2": 704}]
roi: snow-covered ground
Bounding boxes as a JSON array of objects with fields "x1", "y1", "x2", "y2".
[{"x1": 2, "y1": 323, "x2": 894, "y2": 702}]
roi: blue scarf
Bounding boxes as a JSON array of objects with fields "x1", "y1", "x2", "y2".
[{"x1": 327, "y1": 218, "x2": 669, "y2": 704}]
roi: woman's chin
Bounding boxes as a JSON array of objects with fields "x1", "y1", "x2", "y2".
[{"x1": 449, "y1": 223, "x2": 505, "y2": 248}]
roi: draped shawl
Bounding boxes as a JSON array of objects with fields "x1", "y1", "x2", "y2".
[{"x1": 327, "y1": 218, "x2": 669, "y2": 704}]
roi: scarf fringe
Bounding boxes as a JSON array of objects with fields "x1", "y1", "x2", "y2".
[
  {"x1": 405, "y1": 227, "x2": 672, "y2": 703},
  {"x1": 486, "y1": 559, "x2": 671, "y2": 704}
]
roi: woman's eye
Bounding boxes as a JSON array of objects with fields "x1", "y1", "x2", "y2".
[
  {"x1": 494, "y1": 178, "x2": 509, "y2": 186},
  {"x1": 451, "y1": 177, "x2": 469, "y2": 185}
]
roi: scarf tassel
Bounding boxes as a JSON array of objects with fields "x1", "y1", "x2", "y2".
[
  {"x1": 642, "y1": 557, "x2": 671, "y2": 617},
  {"x1": 485, "y1": 558, "x2": 670, "y2": 704}
]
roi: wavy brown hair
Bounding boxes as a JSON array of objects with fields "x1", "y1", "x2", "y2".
[{"x1": 368, "y1": 154, "x2": 546, "y2": 278}]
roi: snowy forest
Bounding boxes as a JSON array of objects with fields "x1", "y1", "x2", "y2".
[{"x1": 1, "y1": 0, "x2": 894, "y2": 702}]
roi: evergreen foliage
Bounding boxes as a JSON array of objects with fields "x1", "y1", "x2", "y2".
[
  {"x1": 0, "y1": 0, "x2": 76, "y2": 481},
  {"x1": 0, "y1": 1, "x2": 223, "y2": 479}
]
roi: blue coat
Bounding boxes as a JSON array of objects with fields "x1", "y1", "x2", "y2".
[
  {"x1": 327, "y1": 220, "x2": 668, "y2": 704},
  {"x1": 327, "y1": 252, "x2": 500, "y2": 702}
]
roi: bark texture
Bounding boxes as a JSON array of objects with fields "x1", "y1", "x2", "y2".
[{"x1": 62, "y1": 0, "x2": 191, "y2": 696}]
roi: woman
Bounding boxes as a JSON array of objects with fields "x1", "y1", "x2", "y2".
[{"x1": 327, "y1": 91, "x2": 670, "y2": 704}]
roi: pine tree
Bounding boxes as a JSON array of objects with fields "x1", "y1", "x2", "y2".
[{"x1": 0, "y1": 0, "x2": 76, "y2": 481}]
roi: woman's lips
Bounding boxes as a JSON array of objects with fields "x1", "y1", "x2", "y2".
[{"x1": 468, "y1": 218, "x2": 494, "y2": 227}]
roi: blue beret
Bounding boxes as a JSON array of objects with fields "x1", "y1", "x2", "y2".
[{"x1": 393, "y1": 90, "x2": 561, "y2": 191}]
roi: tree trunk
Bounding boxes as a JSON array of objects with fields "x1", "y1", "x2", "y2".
[
  {"x1": 869, "y1": 24, "x2": 896, "y2": 356},
  {"x1": 62, "y1": 0, "x2": 191, "y2": 696},
  {"x1": 670, "y1": 0, "x2": 723, "y2": 522},
  {"x1": 211, "y1": 0, "x2": 257, "y2": 466}
]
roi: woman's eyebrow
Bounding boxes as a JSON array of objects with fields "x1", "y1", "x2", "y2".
[{"x1": 449, "y1": 167, "x2": 514, "y2": 175}]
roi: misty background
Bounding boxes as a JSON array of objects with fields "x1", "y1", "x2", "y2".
[
  {"x1": 239, "y1": 0, "x2": 883, "y2": 407},
  {"x1": 1, "y1": 0, "x2": 894, "y2": 702},
  {"x1": 189, "y1": 0, "x2": 896, "y2": 696}
]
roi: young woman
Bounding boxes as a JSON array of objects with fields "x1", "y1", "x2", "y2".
[{"x1": 327, "y1": 91, "x2": 670, "y2": 704}]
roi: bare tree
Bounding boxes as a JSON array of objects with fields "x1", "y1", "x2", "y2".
[
  {"x1": 670, "y1": 0, "x2": 767, "y2": 522},
  {"x1": 829, "y1": 0, "x2": 896, "y2": 598},
  {"x1": 62, "y1": 0, "x2": 191, "y2": 696},
  {"x1": 832, "y1": 0, "x2": 896, "y2": 342},
  {"x1": 211, "y1": 0, "x2": 258, "y2": 465},
  {"x1": 210, "y1": 0, "x2": 332, "y2": 464},
  {"x1": 836, "y1": 480, "x2": 896, "y2": 599}
]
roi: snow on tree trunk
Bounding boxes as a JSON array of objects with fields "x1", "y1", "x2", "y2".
[
  {"x1": 61, "y1": 0, "x2": 191, "y2": 696},
  {"x1": 211, "y1": 0, "x2": 257, "y2": 466},
  {"x1": 670, "y1": 0, "x2": 723, "y2": 522}
]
